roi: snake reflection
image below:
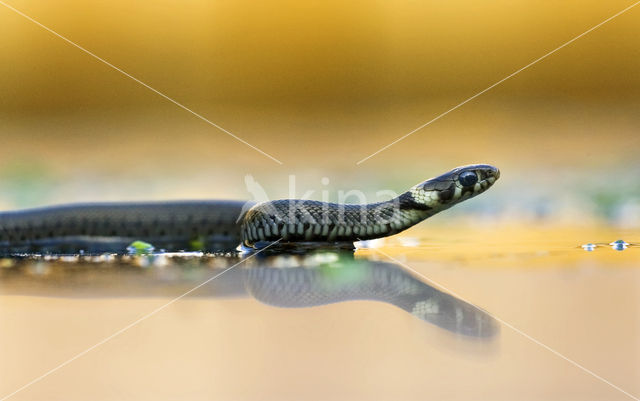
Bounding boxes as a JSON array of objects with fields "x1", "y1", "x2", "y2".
[
  {"x1": 1, "y1": 252, "x2": 498, "y2": 338},
  {"x1": 245, "y1": 253, "x2": 498, "y2": 338}
]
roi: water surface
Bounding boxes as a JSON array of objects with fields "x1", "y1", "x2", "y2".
[{"x1": 0, "y1": 225, "x2": 638, "y2": 401}]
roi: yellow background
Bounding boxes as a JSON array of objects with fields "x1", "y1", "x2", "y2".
[{"x1": 0, "y1": 0, "x2": 639, "y2": 220}]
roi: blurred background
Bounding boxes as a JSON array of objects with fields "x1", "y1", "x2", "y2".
[
  {"x1": 1, "y1": 0, "x2": 639, "y2": 227},
  {"x1": 1, "y1": 2, "x2": 640, "y2": 401}
]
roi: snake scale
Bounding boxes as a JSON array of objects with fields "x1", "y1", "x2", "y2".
[{"x1": 0, "y1": 164, "x2": 499, "y2": 254}]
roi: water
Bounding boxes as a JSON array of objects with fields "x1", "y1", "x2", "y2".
[{"x1": 0, "y1": 225, "x2": 638, "y2": 401}]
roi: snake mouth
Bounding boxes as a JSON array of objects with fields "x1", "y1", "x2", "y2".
[
  {"x1": 487, "y1": 166, "x2": 500, "y2": 181},
  {"x1": 483, "y1": 167, "x2": 500, "y2": 185},
  {"x1": 478, "y1": 169, "x2": 499, "y2": 192},
  {"x1": 473, "y1": 165, "x2": 500, "y2": 188},
  {"x1": 474, "y1": 164, "x2": 499, "y2": 179}
]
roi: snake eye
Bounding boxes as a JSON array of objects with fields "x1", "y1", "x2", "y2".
[{"x1": 458, "y1": 171, "x2": 478, "y2": 187}]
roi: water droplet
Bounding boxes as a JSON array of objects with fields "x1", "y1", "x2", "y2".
[
  {"x1": 612, "y1": 243, "x2": 627, "y2": 251},
  {"x1": 609, "y1": 239, "x2": 628, "y2": 251},
  {"x1": 581, "y1": 243, "x2": 597, "y2": 251},
  {"x1": 609, "y1": 239, "x2": 629, "y2": 246}
]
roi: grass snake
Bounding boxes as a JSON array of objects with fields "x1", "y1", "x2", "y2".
[{"x1": 0, "y1": 164, "x2": 499, "y2": 254}]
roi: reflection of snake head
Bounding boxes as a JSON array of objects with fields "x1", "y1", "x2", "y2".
[
  {"x1": 406, "y1": 164, "x2": 500, "y2": 211},
  {"x1": 244, "y1": 254, "x2": 499, "y2": 338}
]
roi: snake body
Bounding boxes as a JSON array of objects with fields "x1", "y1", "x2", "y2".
[
  {"x1": 241, "y1": 164, "x2": 499, "y2": 247},
  {"x1": 0, "y1": 201, "x2": 247, "y2": 254},
  {"x1": 0, "y1": 164, "x2": 498, "y2": 254}
]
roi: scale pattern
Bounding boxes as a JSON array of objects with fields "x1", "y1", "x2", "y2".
[{"x1": 242, "y1": 199, "x2": 431, "y2": 245}]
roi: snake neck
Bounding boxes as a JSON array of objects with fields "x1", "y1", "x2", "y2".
[{"x1": 241, "y1": 189, "x2": 435, "y2": 246}]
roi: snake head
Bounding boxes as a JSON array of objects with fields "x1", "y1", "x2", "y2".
[{"x1": 409, "y1": 164, "x2": 500, "y2": 209}]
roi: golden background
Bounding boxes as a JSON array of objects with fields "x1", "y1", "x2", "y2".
[{"x1": 1, "y1": 0, "x2": 639, "y2": 218}]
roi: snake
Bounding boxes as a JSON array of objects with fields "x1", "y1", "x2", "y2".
[{"x1": 0, "y1": 164, "x2": 499, "y2": 254}]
